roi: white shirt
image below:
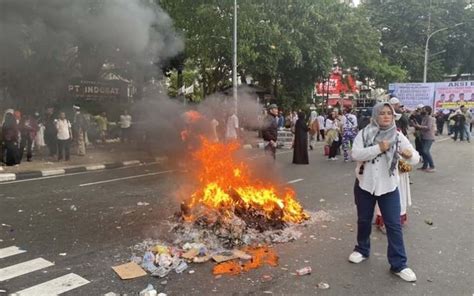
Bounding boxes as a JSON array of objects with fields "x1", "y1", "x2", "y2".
[
  {"x1": 352, "y1": 131, "x2": 420, "y2": 196},
  {"x1": 56, "y1": 119, "x2": 71, "y2": 140},
  {"x1": 225, "y1": 114, "x2": 239, "y2": 139},
  {"x1": 342, "y1": 113, "x2": 358, "y2": 129},
  {"x1": 120, "y1": 114, "x2": 132, "y2": 128},
  {"x1": 324, "y1": 118, "x2": 340, "y2": 131},
  {"x1": 317, "y1": 115, "x2": 325, "y2": 129}
]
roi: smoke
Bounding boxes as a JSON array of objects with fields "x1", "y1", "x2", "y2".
[{"x1": 0, "y1": 0, "x2": 184, "y2": 105}]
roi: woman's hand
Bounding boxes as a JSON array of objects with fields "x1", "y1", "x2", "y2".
[
  {"x1": 400, "y1": 148, "x2": 412, "y2": 159},
  {"x1": 378, "y1": 140, "x2": 390, "y2": 152}
]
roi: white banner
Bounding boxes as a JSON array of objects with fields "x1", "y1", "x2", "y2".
[{"x1": 388, "y1": 83, "x2": 435, "y2": 110}]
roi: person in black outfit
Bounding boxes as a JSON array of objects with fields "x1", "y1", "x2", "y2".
[
  {"x1": 262, "y1": 104, "x2": 279, "y2": 160},
  {"x1": 44, "y1": 107, "x2": 57, "y2": 157},
  {"x1": 292, "y1": 111, "x2": 309, "y2": 164},
  {"x1": 452, "y1": 110, "x2": 466, "y2": 141},
  {"x1": 2, "y1": 112, "x2": 20, "y2": 166}
]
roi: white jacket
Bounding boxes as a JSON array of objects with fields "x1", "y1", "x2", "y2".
[{"x1": 352, "y1": 131, "x2": 419, "y2": 196}]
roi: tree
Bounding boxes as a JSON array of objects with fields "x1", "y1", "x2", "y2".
[{"x1": 362, "y1": 0, "x2": 474, "y2": 82}]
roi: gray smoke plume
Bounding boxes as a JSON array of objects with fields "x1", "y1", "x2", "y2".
[{"x1": 0, "y1": 0, "x2": 183, "y2": 107}]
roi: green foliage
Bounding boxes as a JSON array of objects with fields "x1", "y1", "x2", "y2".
[{"x1": 362, "y1": 0, "x2": 474, "y2": 82}]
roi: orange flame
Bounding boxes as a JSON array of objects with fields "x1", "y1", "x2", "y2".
[{"x1": 184, "y1": 137, "x2": 308, "y2": 223}]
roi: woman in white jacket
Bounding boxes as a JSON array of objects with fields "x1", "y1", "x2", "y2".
[{"x1": 348, "y1": 102, "x2": 420, "y2": 282}]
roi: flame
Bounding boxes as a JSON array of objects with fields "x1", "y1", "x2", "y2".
[{"x1": 184, "y1": 137, "x2": 308, "y2": 223}]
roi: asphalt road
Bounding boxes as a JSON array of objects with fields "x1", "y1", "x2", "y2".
[{"x1": 0, "y1": 136, "x2": 472, "y2": 296}]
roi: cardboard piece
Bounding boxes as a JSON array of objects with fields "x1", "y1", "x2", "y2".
[
  {"x1": 112, "y1": 262, "x2": 147, "y2": 279},
  {"x1": 181, "y1": 248, "x2": 199, "y2": 260}
]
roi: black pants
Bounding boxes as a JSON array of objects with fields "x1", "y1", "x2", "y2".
[
  {"x1": 4, "y1": 140, "x2": 20, "y2": 166},
  {"x1": 57, "y1": 139, "x2": 71, "y2": 160},
  {"x1": 329, "y1": 139, "x2": 341, "y2": 158},
  {"x1": 45, "y1": 135, "x2": 57, "y2": 156},
  {"x1": 264, "y1": 143, "x2": 276, "y2": 160},
  {"x1": 453, "y1": 126, "x2": 464, "y2": 141},
  {"x1": 19, "y1": 136, "x2": 33, "y2": 162},
  {"x1": 318, "y1": 129, "x2": 325, "y2": 141}
]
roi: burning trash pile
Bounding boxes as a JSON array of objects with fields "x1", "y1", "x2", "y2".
[{"x1": 119, "y1": 111, "x2": 334, "y2": 281}]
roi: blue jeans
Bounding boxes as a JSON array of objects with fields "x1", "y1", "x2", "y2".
[
  {"x1": 464, "y1": 124, "x2": 471, "y2": 141},
  {"x1": 421, "y1": 139, "x2": 434, "y2": 169},
  {"x1": 353, "y1": 181, "x2": 407, "y2": 272}
]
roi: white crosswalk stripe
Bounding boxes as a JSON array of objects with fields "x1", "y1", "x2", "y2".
[
  {"x1": 14, "y1": 273, "x2": 90, "y2": 295},
  {"x1": 0, "y1": 258, "x2": 54, "y2": 282},
  {"x1": 0, "y1": 246, "x2": 26, "y2": 259},
  {"x1": 0, "y1": 246, "x2": 90, "y2": 295}
]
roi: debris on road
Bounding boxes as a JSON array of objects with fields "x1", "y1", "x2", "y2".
[
  {"x1": 70, "y1": 205, "x2": 77, "y2": 211},
  {"x1": 139, "y1": 284, "x2": 157, "y2": 296},
  {"x1": 317, "y1": 282, "x2": 330, "y2": 289},
  {"x1": 137, "y1": 202, "x2": 150, "y2": 206},
  {"x1": 296, "y1": 266, "x2": 312, "y2": 276},
  {"x1": 424, "y1": 219, "x2": 434, "y2": 226},
  {"x1": 112, "y1": 262, "x2": 147, "y2": 280}
]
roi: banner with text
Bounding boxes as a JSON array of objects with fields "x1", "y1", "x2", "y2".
[
  {"x1": 388, "y1": 83, "x2": 435, "y2": 110},
  {"x1": 433, "y1": 81, "x2": 474, "y2": 110}
]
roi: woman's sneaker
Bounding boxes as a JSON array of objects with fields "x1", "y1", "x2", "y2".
[
  {"x1": 348, "y1": 251, "x2": 367, "y2": 263},
  {"x1": 394, "y1": 268, "x2": 417, "y2": 282}
]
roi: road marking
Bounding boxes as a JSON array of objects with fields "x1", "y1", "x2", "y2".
[
  {"x1": 41, "y1": 169, "x2": 65, "y2": 177},
  {"x1": 79, "y1": 170, "x2": 176, "y2": 187},
  {"x1": 287, "y1": 178, "x2": 304, "y2": 184},
  {"x1": 0, "y1": 258, "x2": 54, "y2": 281},
  {"x1": 86, "y1": 164, "x2": 106, "y2": 171},
  {"x1": 0, "y1": 162, "x2": 159, "y2": 185},
  {"x1": 14, "y1": 273, "x2": 90, "y2": 295},
  {"x1": 0, "y1": 246, "x2": 26, "y2": 259}
]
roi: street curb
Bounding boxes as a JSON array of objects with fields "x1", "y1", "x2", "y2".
[
  {"x1": 243, "y1": 143, "x2": 265, "y2": 149},
  {"x1": 0, "y1": 157, "x2": 168, "y2": 183}
]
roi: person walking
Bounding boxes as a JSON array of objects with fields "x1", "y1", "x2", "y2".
[
  {"x1": 460, "y1": 105, "x2": 471, "y2": 143},
  {"x1": 225, "y1": 108, "x2": 239, "y2": 142},
  {"x1": 317, "y1": 113, "x2": 325, "y2": 141},
  {"x1": 19, "y1": 114, "x2": 38, "y2": 162},
  {"x1": 119, "y1": 109, "x2": 132, "y2": 143},
  {"x1": 341, "y1": 108, "x2": 358, "y2": 162},
  {"x1": 348, "y1": 102, "x2": 419, "y2": 282},
  {"x1": 262, "y1": 104, "x2": 279, "y2": 160},
  {"x1": 56, "y1": 111, "x2": 72, "y2": 161},
  {"x1": 325, "y1": 110, "x2": 341, "y2": 160},
  {"x1": 73, "y1": 105, "x2": 88, "y2": 156},
  {"x1": 1, "y1": 112, "x2": 20, "y2": 166},
  {"x1": 94, "y1": 112, "x2": 108, "y2": 143},
  {"x1": 414, "y1": 106, "x2": 436, "y2": 172},
  {"x1": 308, "y1": 111, "x2": 319, "y2": 150},
  {"x1": 292, "y1": 111, "x2": 309, "y2": 164}
]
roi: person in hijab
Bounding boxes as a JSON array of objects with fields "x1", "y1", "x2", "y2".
[
  {"x1": 325, "y1": 110, "x2": 341, "y2": 160},
  {"x1": 2, "y1": 112, "x2": 20, "y2": 166},
  {"x1": 308, "y1": 111, "x2": 319, "y2": 150},
  {"x1": 292, "y1": 111, "x2": 309, "y2": 164},
  {"x1": 348, "y1": 102, "x2": 420, "y2": 282}
]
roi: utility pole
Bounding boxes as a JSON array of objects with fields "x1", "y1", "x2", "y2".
[{"x1": 233, "y1": 0, "x2": 238, "y2": 111}]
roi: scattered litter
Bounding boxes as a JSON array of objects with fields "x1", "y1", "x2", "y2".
[
  {"x1": 188, "y1": 270, "x2": 195, "y2": 274},
  {"x1": 261, "y1": 274, "x2": 272, "y2": 282},
  {"x1": 70, "y1": 205, "x2": 77, "y2": 211},
  {"x1": 59, "y1": 253, "x2": 67, "y2": 256},
  {"x1": 317, "y1": 282, "x2": 330, "y2": 289},
  {"x1": 296, "y1": 266, "x2": 312, "y2": 276},
  {"x1": 424, "y1": 219, "x2": 433, "y2": 226},
  {"x1": 319, "y1": 198, "x2": 325, "y2": 202},
  {"x1": 263, "y1": 291, "x2": 273, "y2": 294},
  {"x1": 139, "y1": 284, "x2": 157, "y2": 296},
  {"x1": 160, "y1": 280, "x2": 167, "y2": 285},
  {"x1": 62, "y1": 198, "x2": 72, "y2": 201},
  {"x1": 112, "y1": 262, "x2": 147, "y2": 279},
  {"x1": 330, "y1": 237, "x2": 337, "y2": 240},
  {"x1": 18, "y1": 210, "x2": 23, "y2": 213},
  {"x1": 137, "y1": 202, "x2": 150, "y2": 206},
  {"x1": 427, "y1": 278, "x2": 433, "y2": 282},
  {"x1": 158, "y1": 293, "x2": 167, "y2": 296}
]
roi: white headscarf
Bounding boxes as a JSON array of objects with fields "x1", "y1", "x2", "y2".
[
  {"x1": 362, "y1": 103, "x2": 399, "y2": 176},
  {"x1": 309, "y1": 111, "x2": 318, "y2": 123}
]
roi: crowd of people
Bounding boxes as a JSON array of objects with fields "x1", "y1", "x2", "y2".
[
  {"x1": 258, "y1": 99, "x2": 472, "y2": 283},
  {"x1": 1, "y1": 106, "x2": 133, "y2": 166}
]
